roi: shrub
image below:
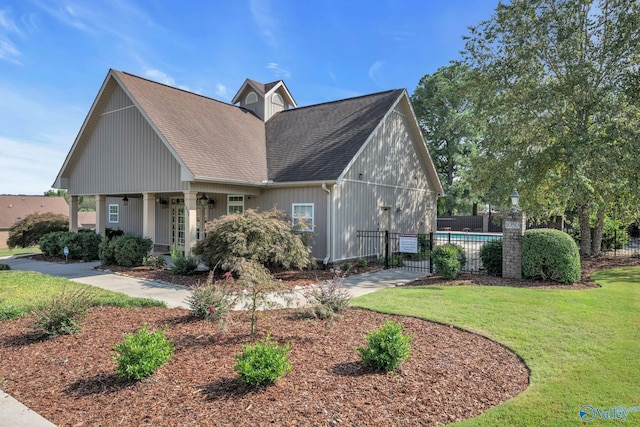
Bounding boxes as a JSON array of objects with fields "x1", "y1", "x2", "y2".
[
  {"x1": 234, "y1": 335, "x2": 292, "y2": 387},
  {"x1": 170, "y1": 250, "x2": 198, "y2": 275},
  {"x1": 341, "y1": 262, "x2": 352, "y2": 271},
  {"x1": 8, "y1": 212, "x2": 68, "y2": 249},
  {"x1": 432, "y1": 244, "x2": 466, "y2": 279},
  {"x1": 99, "y1": 234, "x2": 152, "y2": 267},
  {"x1": 522, "y1": 229, "x2": 581, "y2": 284},
  {"x1": 39, "y1": 231, "x2": 102, "y2": 261},
  {"x1": 479, "y1": 239, "x2": 503, "y2": 276},
  {"x1": 186, "y1": 271, "x2": 238, "y2": 329},
  {"x1": 105, "y1": 228, "x2": 124, "y2": 240},
  {"x1": 388, "y1": 254, "x2": 404, "y2": 268},
  {"x1": 30, "y1": 287, "x2": 94, "y2": 338},
  {"x1": 302, "y1": 275, "x2": 351, "y2": 320},
  {"x1": 357, "y1": 319, "x2": 413, "y2": 372},
  {"x1": 356, "y1": 258, "x2": 367, "y2": 268},
  {"x1": 193, "y1": 209, "x2": 312, "y2": 271},
  {"x1": 0, "y1": 264, "x2": 11, "y2": 271},
  {"x1": 38, "y1": 231, "x2": 67, "y2": 257},
  {"x1": 112, "y1": 324, "x2": 174, "y2": 380},
  {"x1": 142, "y1": 255, "x2": 166, "y2": 270}
]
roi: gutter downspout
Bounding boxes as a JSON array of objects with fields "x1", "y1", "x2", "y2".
[{"x1": 322, "y1": 183, "x2": 331, "y2": 266}]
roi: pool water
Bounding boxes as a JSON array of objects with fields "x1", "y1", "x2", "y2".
[{"x1": 436, "y1": 232, "x2": 502, "y2": 242}]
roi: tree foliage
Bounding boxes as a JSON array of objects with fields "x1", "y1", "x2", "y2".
[
  {"x1": 411, "y1": 63, "x2": 481, "y2": 215},
  {"x1": 193, "y1": 209, "x2": 312, "y2": 271},
  {"x1": 463, "y1": 0, "x2": 640, "y2": 255},
  {"x1": 7, "y1": 212, "x2": 68, "y2": 249}
]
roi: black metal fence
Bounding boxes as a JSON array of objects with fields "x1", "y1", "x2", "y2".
[
  {"x1": 435, "y1": 231, "x2": 503, "y2": 273},
  {"x1": 594, "y1": 228, "x2": 640, "y2": 258},
  {"x1": 355, "y1": 230, "x2": 505, "y2": 274},
  {"x1": 355, "y1": 230, "x2": 433, "y2": 273}
]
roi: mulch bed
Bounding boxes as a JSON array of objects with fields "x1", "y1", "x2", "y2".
[
  {"x1": 5, "y1": 254, "x2": 637, "y2": 425},
  {"x1": 0, "y1": 308, "x2": 528, "y2": 426}
]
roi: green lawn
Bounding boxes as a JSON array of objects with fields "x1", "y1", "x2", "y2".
[
  {"x1": 352, "y1": 267, "x2": 640, "y2": 426},
  {"x1": 0, "y1": 246, "x2": 41, "y2": 258},
  {"x1": 0, "y1": 271, "x2": 165, "y2": 320}
]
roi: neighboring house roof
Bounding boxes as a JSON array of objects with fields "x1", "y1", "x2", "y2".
[
  {"x1": 266, "y1": 89, "x2": 405, "y2": 182},
  {"x1": 78, "y1": 211, "x2": 97, "y2": 228},
  {"x1": 0, "y1": 196, "x2": 68, "y2": 229}
]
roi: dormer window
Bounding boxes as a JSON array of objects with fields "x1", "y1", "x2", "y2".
[
  {"x1": 245, "y1": 92, "x2": 258, "y2": 104},
  {"x1": 272, "y1": 93, "x2": 284, "y2": 106}
]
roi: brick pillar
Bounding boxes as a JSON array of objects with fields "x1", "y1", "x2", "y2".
[{"x1": 502, "y1": 211, "x2": 526, "y2": 279}]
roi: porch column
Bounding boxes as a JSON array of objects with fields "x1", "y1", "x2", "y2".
[
  {"x1": 183, "y1": 191, "x2": 197, "y2": 256},
  {"x1": 69, "y1": 196, "x2": 79, "y2": 232},
  {"x1": 95, "y1": 195, "x2": 106, "y2": 237},
  {"x1": 142, "y1": 193, "x2": 155, "y2": 245}
]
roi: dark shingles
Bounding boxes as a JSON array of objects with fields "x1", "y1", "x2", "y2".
[{"x1": 265, "y1": 89, "x2": 403, "y2": 182}]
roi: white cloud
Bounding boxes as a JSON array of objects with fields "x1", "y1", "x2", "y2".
[
  {"x1": 143, "y1": 68, "x2": 191, "y2": 91},
  {"x1": 0, "y1": 8, "x2": 23, "y2": 63},
  {"x1": 249, "y1": 0, "x2": 278, "y2": 47},
  {"x1": 215, "y1": 83, "x2": 231, "y2": 100},
  {"x1": 0, "y1": 136, "x2": 68, "y2": 194},
  {"x1": 145, "y1": 68, "x2": 175, "y2": 85},
  {"x1": 368, "y1": 60, "x2": 385, "y2": 87},
  {"x1": 267, "y1": 62, "x2": 291, "y2": 79}
]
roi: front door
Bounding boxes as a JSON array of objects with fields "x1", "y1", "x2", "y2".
[{"x1": 171, "y1": 198, "x2": 185, "y2": 251}]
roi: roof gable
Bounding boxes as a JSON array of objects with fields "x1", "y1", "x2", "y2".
[{"x1": 265, "y1": 89, "x2": 405, "y2": 182}]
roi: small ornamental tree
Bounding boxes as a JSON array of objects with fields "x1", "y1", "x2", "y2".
[
  {"x1": 193, "y1": 209, "x2": 312, "y2": 271},
  {"x1": 8, "y1": 212, "x2": 68, "y2": 249}
]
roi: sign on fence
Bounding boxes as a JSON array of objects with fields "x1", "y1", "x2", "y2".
[{"x1": 399, "y1": 234, "x2": 418, "y2": 253}]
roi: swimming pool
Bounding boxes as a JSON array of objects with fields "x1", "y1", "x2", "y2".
[{"x1": 436, "y1": 232, "x2": 502, "y2": 242}]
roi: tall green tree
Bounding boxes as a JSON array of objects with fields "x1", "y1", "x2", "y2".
[
  {"x1": 411, "y1": 63, "x2": 481, "y2": 216},
  {"x1": 463, "y1": 0, "x2": 640, "y2": 255}
]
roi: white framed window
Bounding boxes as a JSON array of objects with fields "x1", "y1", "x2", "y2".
[
  {"x1": 108, "y1": 204, "x2": 119, "y2": 223},
  {"x1": 292, "y1": 203, "x2": 314, "y2": 232},
  {"x1": 228, "y1": 195, "x2": 244, "y2": 215},
  {"x1": 245, "y1": 92, "x2": 258, "y2": 104}
]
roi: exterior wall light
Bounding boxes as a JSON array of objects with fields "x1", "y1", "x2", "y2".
[
  {"x1": 198, "y1": 194, "x2": 209, "y2": 206},
  {"x1": 122, "y1": 196, "x2": 129, "y2": 206}
]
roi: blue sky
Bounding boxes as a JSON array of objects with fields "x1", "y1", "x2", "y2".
[{"x1": 0, "y1": 0, "x2": 498, "y2": 195}]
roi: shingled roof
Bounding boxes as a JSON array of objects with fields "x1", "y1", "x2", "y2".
[
  {"x1": 113, "y1": 71, "x2": 268, "y2": 183},
  {"x1": 0, "y1": 196, "x2": 68, "y2": 229},
  {"x1": 266, "y1": 89, "x2": 404, "y2": 182}
]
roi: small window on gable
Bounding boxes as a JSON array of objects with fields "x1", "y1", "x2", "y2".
[
  {"x1": 272, "y1": 93, "x2": 284, "y2": 106},
  {"x1": 245, "y1": 92, "x2": 258, "y2": 105},
  {"x1": 292, "y1": 203, "x2": 314, "y2": 232},
  {"x1": 108, "y1": 204, "x2": 119, "y2": 223},
  {"x1": 228, "y1": 195, "x2": 244, "y2": 215}
]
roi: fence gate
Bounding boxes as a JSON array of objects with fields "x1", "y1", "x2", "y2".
[{"x1": 356, "y1": 230, "x2": 433, "y2": 273}]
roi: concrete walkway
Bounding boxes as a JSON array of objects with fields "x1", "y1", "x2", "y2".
[{"x1": 0, "y1": 255, "x2": 428, "y2": 426}]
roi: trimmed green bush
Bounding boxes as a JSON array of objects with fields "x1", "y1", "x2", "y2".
[
  {"x1": 193, "y1": 209, "x2": 312, "y2": 271},
  {"x1": 357, "y1": 319, "x2": 413, "y2": 372},
  {"x1": 39, "y1": 231, "x2": 102, "y2": 261},
  {"x1": 170, "y1": 250, "x2": 198, "y2": 275},
  {"x1": 30, "y1": 287, "x2": 94, "y2": 338},
  {"x1": 99, "y1": 234, "x2": 152, "y2": 267},
  {"x1": 0, "y1": 264, "x2": 11, "y2": 271},
  {"x1": 112, "y1": 324, "x2": 174, "y2": 380},
  {"x1": 142, "y1": 255, "x2": 166, "y2": 270},
  {"x1": 8, "y1": 212, "x2": 68, "y2": 249},
  {"x1": 234, "y1": 335, "x2": 292, "y2": 387},
  {"x1": 432, "y1": 243, "x2": 466, "y2": 279},
  {"x1": 522, "y1": 229, "x2": 581, "y2": 284},
  {"x1": 479, "y1": 239, "x2": 503, "y2": 276}
]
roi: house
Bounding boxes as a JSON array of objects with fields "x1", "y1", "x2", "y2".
[
  {"x1": 0, "y1": 195, "x2": 69, "y2": 248},
  {"x1": 53, "y1": 69, "x2": 443, "y2": 265}
]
